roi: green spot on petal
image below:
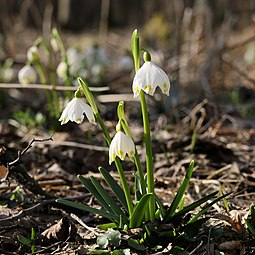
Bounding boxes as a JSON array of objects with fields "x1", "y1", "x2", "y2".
[{"x1": 163, "y1": 83, "x2": 167, "y2": 89}]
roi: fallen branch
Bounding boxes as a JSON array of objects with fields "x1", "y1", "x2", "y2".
[
  {"x1": 0, "y1": 83, "x2": 109, "y2": 92},
  {"x1": 0, "y1": 136, "x2": 54, "y2": 198}
]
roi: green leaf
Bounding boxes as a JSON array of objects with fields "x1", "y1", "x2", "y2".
[
  {"x1": 56, "y1": 198, "x2": 118, "y2": 221},
  {"x1": 164, "y1": 160, "x2": 194, "y2": 222},
  {"x1": 134, "y1": 172, "x2": 142, "y2": 201},
  {"x1": 168, "y1": 191, "x2": 218, "y2": 222},
  {"x1": 250, "y1": 204, "x2": 255, "y2": 226},
  {"x1": 245, "y1": 219, "x2": 255, "y2": 236},
  {"x1": 155, "y1": 194, "x2": 165, "y2": 218},
  {"x1": 108, "y1": 229, "x2": 121, "y2": 247},
  {"x1": 99, "y1": 167, "x2": 128, "y2": 212},
  {"x1": 127, "y1": 238, "x2": 145, "y2": 251},
  {"x1": 97, "y1": 234, "x2": 109, "y2": 249},
  {"x1": 90, "y1": 176, "x2": 127, "y2": 221},
  {"x1": 112, "y1": 249, "x2": 130, "y2": 255},
  {"x1": 78, "y1": 175, "x2": 114, "y2": 214},
  {"x1": 188, "y1": 192, "x2": 231, "y2": 224},
  {"x1": 88, "y1": 250, "x2": 111, "y2": 255},
  {"x1": 129, "y1": 193, "x2": 153, "y2": 228},
  {"x1": 18, "y1": 235, "x2": 31, "y2": 245},
  {"x1": 98, "y1": 222, "x2": 117, "y2": 230}
]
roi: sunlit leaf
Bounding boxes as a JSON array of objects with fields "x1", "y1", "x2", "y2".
[
  {"x1": 164, "y1": 160, "x2": 194, "y2": 222},
  {"x1": 129, "y1": 193, "x2": 153, "y2": 228}
]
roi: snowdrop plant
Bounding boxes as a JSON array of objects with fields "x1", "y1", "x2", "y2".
[{"x1": 57, "y1": 30, "x2": 227, "y2": 249}]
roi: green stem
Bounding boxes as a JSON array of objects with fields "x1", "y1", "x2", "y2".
[
  {"x1": 95, "y1": 112, "x2": 134, "y2": 215},
  {"x1": 34, "y1": 60, "x2": 55, "y2": 118},
  {"x1": 120, "y1": 120, "x2": 146, "y2": 195},
  {"x1": 140, "y1": 90, "x2": 155, "y2": 221}
]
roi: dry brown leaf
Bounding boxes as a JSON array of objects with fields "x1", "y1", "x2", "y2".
[
  {"x1": 219, "y1": 240, "x2": 242, "y2": 251},
  {"x1": 40, "y1": 217, "x2": 76, "y2": 244},
  {"x1": 0, "y1": 165, "x2": 8, "y2": 180}
]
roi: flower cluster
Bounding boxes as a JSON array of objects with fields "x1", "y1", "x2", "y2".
[{"x1": 59, "y1": 49, "x2": 170, "y2": 165}]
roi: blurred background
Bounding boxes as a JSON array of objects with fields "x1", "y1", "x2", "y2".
[{"x1": 0, "y1": 0, "x2": 255, "y2": 123}]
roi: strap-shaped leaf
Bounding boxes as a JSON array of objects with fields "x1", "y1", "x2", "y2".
[
  {"x1": 56, "y1": 198, "x2": 118, "y2": 221},
  {"x1": 129, "y1": 193, "x2": 153, "y2": 228},
  {"x1": 250, "y1": 204, "x2": 255, "y2": 226},
  {"x1": 164, "y1": 191, "x2": 218, "y2": 223},
  {"x1": 134, "y1": 172, "x2": 142, "y2": 201},
  {"x1": 98, "y1": 166, "x2": 128, "y2": 212},
  {"x1": 90, "y1": 176, "x2": 128, "y2": 222},
  {"x1": 163, "y1": 160, "x2": 194, "y2": 222},
  {"x1": 78, "y1": 175, "x2": 114, "y2": 214},
  {"x1": 188, "y1": 192, "x2": 231, "y2": 224},
  {"x1": 245, "y1": 219, "x2": 255, "y2": 236}
]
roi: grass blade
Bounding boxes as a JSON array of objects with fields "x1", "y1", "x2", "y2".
[
  {"x1": 163, "y1": 160, "x2": 194, "y2": 222},
  {"x1": 98, "y1": 166, "x2": 128, "y2": 212}
]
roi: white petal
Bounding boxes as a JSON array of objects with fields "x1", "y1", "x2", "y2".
[
  {"x1": 109, "y1": 131, "x2": 135, "y2": 164},
  {"x1": 132, "y1": 62, "x2": 170, "y2": 97},
  {"x1": 82, "y1": 103, "x2": 96, "y2": 124},
  {"x1": 58, "y1": 98, "x2": 96, "y2": 125}
]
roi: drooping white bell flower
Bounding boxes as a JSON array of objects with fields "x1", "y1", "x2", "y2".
[
  {"x1": 27, "y1": 46, "x2": 39, "y2": 63},
  {"x1": 132, "y1": 61, "x2": 170, "y2": 97},
  {"x1": 109, "y1": 131, "x2": 135, "y2": 165},
  {"x1": 59, "y1": 97, "x2": 96, "y2": 125},
  {"x1": 56, "y1": 61, "x2": 68, "y2": 79},
  {"x1": 18, "y1": 65, "x2": 37, "y2": 84}
]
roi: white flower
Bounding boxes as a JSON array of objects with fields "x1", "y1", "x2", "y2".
[
  {"x1": 132, "y1": 61, "x2": 170, "y2": 97},
  {"x1": 18, "y1": 65, "x2": 37, "y2": 84},
  {"x1": 56, "y1": 61, "x2": 68, "y2": 78},
  {"x1": 27, "y1": 46, "x2": 39, "y2": 62},
  {"x1": 59, "y1": 97, "x2": 96, "y2": 125},
  {"x1": 2, "y1": 68, "x2": 14, "y2": 82},
  {"x1": 109, "y1": 131, "x2": 135, "y2": 165},
  {"x1": 50, "y1": 37, "x2": 59, "y2": 52}
]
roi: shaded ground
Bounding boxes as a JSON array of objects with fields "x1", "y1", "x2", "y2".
[{"x1": 0, "y1": 91, "x2": 254, "y2": 254}]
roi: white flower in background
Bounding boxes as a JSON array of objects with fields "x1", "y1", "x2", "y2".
[
  {"x1": 56, "y1": 61, "x2": 68, "y2": 78},
  {"x1": 18, "y1": 65, "x2": 37, "y2": 84},
  {"x1": 50, "y1": 37, "x2": 59, "y2": 52},
  {"x1": 109, "y1": 131, "x2": 135, "y2": 165},
  {"x1": 118, "y1": 56, "x2": 133, "y2": 72},
  {"x1": 84, "y1": 46, "x2": 108, "y2": 68},
  {"x1": 132, "y1": 61, "x2": 170, "y2": 97},
  {"x1": 59, "y1": 97, "x2": 96, "y2": 125},
  {"x1": 66, "y1": 48, "x2": 80, "y2": 65},
  {"x1": 2, "y1": 68, "x2": 15, "y2": 82},
  {"x1": 27, "y1": 46, "x2": 39, "y2": 63}
]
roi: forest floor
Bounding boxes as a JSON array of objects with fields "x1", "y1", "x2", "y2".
[{"x1": 0, "y1": 28, "x2": 255, "y2": 254}]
